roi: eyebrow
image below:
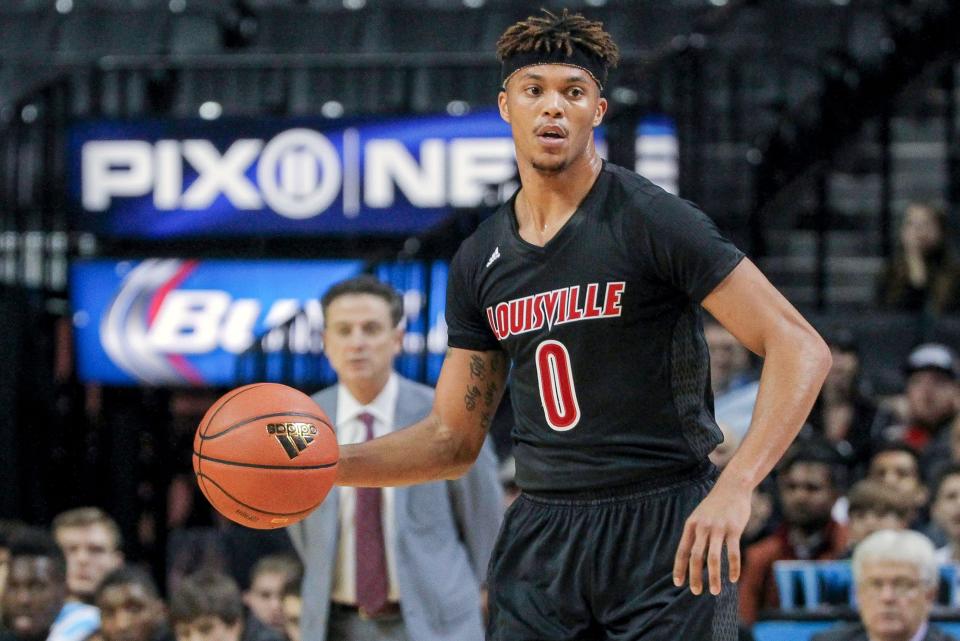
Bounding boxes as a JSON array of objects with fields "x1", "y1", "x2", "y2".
[{"x1": 520, "y1": 72, "x2": 590, "y2": 85}]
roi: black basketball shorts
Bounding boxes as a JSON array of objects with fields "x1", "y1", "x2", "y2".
[{"x1": 486, "y1": 462, "x2": 738, "y2": 641}]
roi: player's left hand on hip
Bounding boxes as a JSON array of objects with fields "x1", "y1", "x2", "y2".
[{"x1": 671, "y1": 482, "x2": 751, "y2": 596}]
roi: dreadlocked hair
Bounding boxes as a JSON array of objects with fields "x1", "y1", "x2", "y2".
[{"x1": 496, "y1": 8, "x2": 620, "y2": 68}]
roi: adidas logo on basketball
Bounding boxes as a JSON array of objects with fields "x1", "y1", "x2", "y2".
[{"x1": 267, "y1": 422, "x2": 318, "y2": 459}]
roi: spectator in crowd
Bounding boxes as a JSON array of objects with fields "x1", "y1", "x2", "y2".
[
  {"x1": 844, "y1": 479, "x2": 913, "y2": 555},
  {"x1": 704, "y1": 316, "x2": 759, "y2": 440},
  {"x1": 171, "y1": 572, "x2": 280, "y2": 641},
  {"x1": 876, "y1": 201, "x2": 960, "y2": 315},
  {"x1": 95, "y1": 566, "x2": 171, "y2": 641},
  {"x1": 286, "y1": 276, "x2": 503, "y2": 641},
  {"x1": 241, "y1": 556, "x2": 300, "y2": 638},
  {"x1": 812, "y1": 530, "x2": 956, "y2": 641},
  {"x1": 807, "y1": 331, "x2": 883, "y2": 472},
  {"x1": 0, "y1": 527, "x2": 98, "y2": 641},
  {"x1": 279, "y1": 578, "x2": 300, "y2": 641},
  {"x1": 738, "y1": 442, "x2": 848, "y2": 624},
  {"x1": 879, "y1": 344, "x2": 960, "y2": 461},
  {"x1": 0, "y1": 520, "x2": 26, "y2": 629},
  {"x1": 170, "y1": 573, "x2": 244, "y2": 641},
  {"x1": 866, "y1": 442, "x2": 929, "y2": 528},
  {"x1": 931, "y1": 463, "x2": 960, "y2": 563},
  {"x1": 52, "y1": 508, "x2": 124, "y2": 605}
]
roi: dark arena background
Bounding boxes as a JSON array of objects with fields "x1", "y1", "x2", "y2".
[{"x1": 1, "y1": 1, "x2": 960, "y2": 640}]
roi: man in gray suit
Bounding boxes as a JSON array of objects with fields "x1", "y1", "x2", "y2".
[
  {"x1": 287, "y1": 276, "x2": 503, "y2": 641},
  {"x1": 812, "y1": 529, "x2": 957, "y2": 641}
]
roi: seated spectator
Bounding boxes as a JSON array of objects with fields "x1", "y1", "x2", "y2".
[
  {"x1": 0, "y1": 527, "x2": 98, "y2": 641},
  {"x1": 844, "y1": 479, "x2": 913, "y2": 555},
  {"x1": 279, "y1": 578, "x2": 300, "y2": 641},
  {"x1": 0, "y1": 520, "x2": 26, "y2": 629},
  {"x1": 738, "y1": 442, "x2": 848, "y2": 624},
  {"x1": 705, "y1": 317, "x2": 759, "y2": 440},
  {"x1": 170, "y1": 572, "x2": 280, "y2": 641},
  {"x1": 52, "y1": 508, "x2": 124, "y2": 605},
  {"x1": 878, "y1": 344, "x2": 959, "y2": 461},
  {"x1": 866, "y1": 442, "x2": 929, "y2": 528},
  {"x1": 807, "y1": 331, "x2": 884, "y2": 472},
  {"x1": 95, "y1": 566, "x2": 172, "y2": 641},
  {"x1": 812, "y1": 529, "x2": 956, "y2": 641},
  {"x1": 876, "y1": 201, "x2": 960, "y2": 315},
  {"x1": 931, "y1": 463, "x2": 960, "y2": 564},
  {"x1": 242, "y1": 556, "x2": 300, "y2": 638}
]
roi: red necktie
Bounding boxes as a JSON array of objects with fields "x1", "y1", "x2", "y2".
[{"x1": 355, "y1": 412, "x2": 389, "y2": 615}]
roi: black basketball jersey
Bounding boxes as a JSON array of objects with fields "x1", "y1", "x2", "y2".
[{"x1": 446, "y1": 162, "x2": 745, "y2": 492}]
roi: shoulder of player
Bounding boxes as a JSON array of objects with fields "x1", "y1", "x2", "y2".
[
  {"x1": 601, "y1": 163, "x2": 689, "y2": 224},
  {"x1": 451, "y1": 207, "x2": 505, "y2": 269}
]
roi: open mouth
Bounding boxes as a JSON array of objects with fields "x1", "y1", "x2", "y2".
[{"x1": 536, "y1": 125, "x2": 567, "y2": 142}]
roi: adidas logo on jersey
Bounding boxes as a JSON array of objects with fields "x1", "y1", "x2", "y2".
[{"x1": 486, "y1": 246, "x2": 501, "y2": 268}]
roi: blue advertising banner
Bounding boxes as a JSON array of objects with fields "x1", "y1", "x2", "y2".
[
  {"x1": 67, "y1": 110, "x2": 677, "y2": 238},
  {"x1": 71, "y1": 259, "x2": 363, "y2": 386}
]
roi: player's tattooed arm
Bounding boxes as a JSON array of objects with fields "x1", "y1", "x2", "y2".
[
  {"x1": 336, "y1": 347, "x2": 507, "y2": 486},
  {"x1": 464, "y1": 352, "x2": 506, "y2": 431}
]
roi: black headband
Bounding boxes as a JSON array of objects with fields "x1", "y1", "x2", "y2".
[{"x1": 500, "y1": 48, "x2": 608, "y2": 91}]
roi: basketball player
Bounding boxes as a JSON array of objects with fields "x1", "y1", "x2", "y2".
[{"x1": 332, "y1": 10, "x2": 831, "y2": 639}]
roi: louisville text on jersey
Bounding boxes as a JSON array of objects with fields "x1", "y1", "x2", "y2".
[{"x1": 486, "y1": 282, "x2": 626, "y2": 340}]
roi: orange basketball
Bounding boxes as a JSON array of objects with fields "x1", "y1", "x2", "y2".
[{"x1": 192, "y1": 383, "x2": 338, "y2": 530}]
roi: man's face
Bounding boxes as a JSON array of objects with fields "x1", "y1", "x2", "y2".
[
  {"x1": 97, "y1": 583, "x2": 166, "y2": 641},
  {"x1": 848, "y1": 510, "x2": 907, "y2": 548},
  {"x1": 868, "y1": 452, "x2": 923, "y2": 504},
  {"x1": 704, "y1": 324, "x2": 748, "y2": 393},
  {"x1": 933, "y1": 475, "x2": 960, "y2": 544},
  {"x1": 281, "y1": 595, "x2": 301, "y2": 641},
  {"x1": 778, "y1": 463, "x2": 836, "y2": 529},
  {"x1": 322, "y1": 294, "x2": 402, "y2": 396},
  {"x1": 497, "y1": 64, "x2": 607, "y2": 175},
  {"x1": 55, "y1": 524, "x2": 123, "y2": 600},
  {"x1": 174, "y1": 616, "x2": 241, "y2": 641},
  {"x1": 906, "y1": 369, "x2": 957, "y2": 428},
  {"x1": 242, "y1": 571, "x2": 285, "y2": 631},
  {"x1": 857, "y1": 560, "x2": 934, "y2": 641},
  {"x1": 2, "y1": 556, "x2": 66, "y2": 641}
]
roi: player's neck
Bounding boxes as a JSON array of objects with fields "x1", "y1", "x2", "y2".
[{"x1": 515, "y1": 147, "x2": 602, "y2": 245}]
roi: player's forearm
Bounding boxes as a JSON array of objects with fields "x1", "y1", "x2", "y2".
[
  {"x1": 334, "y1": 412, "x2": 481, "y2": 487},
  {"x1": 718, "y1": 325, "x2": 831, "y2": 492}
]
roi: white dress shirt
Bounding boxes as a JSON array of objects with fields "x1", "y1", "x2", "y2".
[{"x1": 331, "y1": 373, "x2": 401, "y2": 605}]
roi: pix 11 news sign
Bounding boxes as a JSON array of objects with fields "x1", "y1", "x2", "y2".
[
  {"x1": 67, "y1": 111, "x2": 677, "y2": 238},
  {"x1": 70, "y1": 259, "x2": 362, "y2": 386}
]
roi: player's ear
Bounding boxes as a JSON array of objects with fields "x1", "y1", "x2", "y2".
[
  {"x1": 593, "y1": 96, "x2": 608, "y2": 127},
  {"x1": 498, "y1": 90, "x2": 510, "y2": 123}
]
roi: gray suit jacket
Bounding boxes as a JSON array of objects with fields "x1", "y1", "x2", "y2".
[
  {"x1": 287, "y1": 376, "x2": 504, "y2": 641},
  {"x1": 811, "y1": 622, "x2": 958, "y2": 641}
]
